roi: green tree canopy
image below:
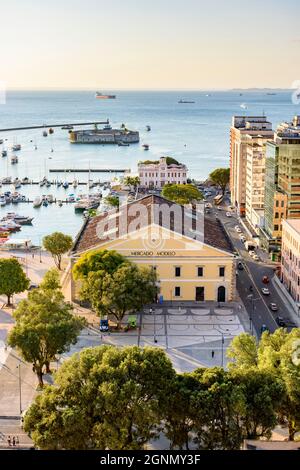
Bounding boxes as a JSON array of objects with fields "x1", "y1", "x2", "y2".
[
  {"x1": 104, "y1": 195, "x2": 120, "y2": 208},
  {"x1": 43, "y1": 232, "x2": 73, "y2": 270},
  {"x1": 209, "y1": 168, "x2": 230, "y2": 195},
  {"x1": 72, "y1": 249, "x2": 125, "y2": 280},
  {"x1": 123, "y1": 176, "x2": 140, "y2": 190},
  {"x1": 0, "y1": 258, "x2": 30, "y2": 306},
  {"x1": 227, "y1": 333, "x2": 258, "y2": 371},
  {"x1": 24, "y1": 345, "x2": 176, "y2": 450},
  {"x1": 227, "y1": 328, "x2": 300, "y2": 441},
  {"x1": 162, "y1": 184, "x2": 203, "y2": 205},
  {"x1": 8, "y1": 269, "x2": 86, "y2": 387}
]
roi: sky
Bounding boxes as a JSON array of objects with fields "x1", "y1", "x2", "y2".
[{"x1": 0, "y1": 0, "x2": 299, "y2": 90}]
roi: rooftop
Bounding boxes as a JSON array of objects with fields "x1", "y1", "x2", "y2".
[
  {"x1": 72, "y1": 194, "x2": 233, "y2": 255},
  {"x1": 283, "y1": 218, "x2": 300, "y2": 235}
]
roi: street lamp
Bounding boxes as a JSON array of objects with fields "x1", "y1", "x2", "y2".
[{"x1": 247, "y1": 294, "x2": 260, "y2": 335}]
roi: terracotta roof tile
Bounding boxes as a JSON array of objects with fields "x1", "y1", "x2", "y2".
[{"x1": 72, "y1": 195, "x2": 233, "y2": 255}]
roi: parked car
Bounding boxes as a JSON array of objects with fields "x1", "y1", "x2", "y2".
[
  {"x1": 28, "y1": 283, "x2": 39, "y2": 291},
  {"x1": 261, "y1": 287, "x2": 270, "y2": 295},
  {"x1": 262, "y1": 275, "x2": 270, "y2": 284},
  {"x1": 100, "y1": 319, "x2": 109, "y2": 332},
  {"x1": 226, "y1": 212, "x2": 232, "y2": 217},
  {"x1": 276, "y1": 316, "x2": 286, "y2": 327},
  {"x1": 269, "y1": 303, "x2": 278, "y2": 311}
]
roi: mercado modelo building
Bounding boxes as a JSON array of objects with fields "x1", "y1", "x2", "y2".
[{"x1": 69, "y1": 195, "x2": 235, "y2": 303}]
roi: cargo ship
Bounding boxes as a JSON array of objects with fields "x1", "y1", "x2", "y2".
[{"x1": 95, "y1": 92, "x2": 116, "y2": 99}]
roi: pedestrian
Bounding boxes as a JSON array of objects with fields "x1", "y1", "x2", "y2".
[
  {"x1": 7, "y1": 435, "x2": 11, "y2": 447},
  {"x1": 12, "y1": 436, "x2": 15, "y2": 447},
  {"x1": 211, "y1": 350, "x2": 215, "y2": 358}
]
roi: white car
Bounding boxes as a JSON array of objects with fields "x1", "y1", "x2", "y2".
[
  {"x1": 261, "y1": 288, "x2": 270, "y2": 295},
  {"x1": 226, "y1": 212, "x2": 232, "y2": 217}
]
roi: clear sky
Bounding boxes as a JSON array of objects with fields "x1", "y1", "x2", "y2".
[{"x1": 0, "y1": 0, "x2": 299, "y2": 90}]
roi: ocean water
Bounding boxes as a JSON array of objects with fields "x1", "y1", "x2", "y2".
[{"x1": 0, "y1": 90, "x2": 299, "y2": 244}]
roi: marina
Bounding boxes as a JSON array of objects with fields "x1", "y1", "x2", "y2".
[{"x1": 0, "y1": 89, "x2": 297, "y2": 245}]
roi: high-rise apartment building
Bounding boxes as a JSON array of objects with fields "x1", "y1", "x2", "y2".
[
  {"x1": 230, "y1": 116, "x2": 273, "y2": 216},
  {"x1": 262, "y1": 116, "x2": 300, "y2": 252}
]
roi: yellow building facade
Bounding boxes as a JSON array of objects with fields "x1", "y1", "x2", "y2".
[{"x1": 70, "y1": 195, "x2": 235, "y2": 303}]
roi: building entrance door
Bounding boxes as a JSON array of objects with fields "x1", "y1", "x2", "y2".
[
  {"x1": 195, "y1": 287, "x2": 205, "y2": 301},
  {"x1": 217, "y1": 286, "x2": 226, "y2": 302}
]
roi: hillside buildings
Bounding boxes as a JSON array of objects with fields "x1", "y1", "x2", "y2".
[
  {"x1": 261, "y1": 116, "x2": 300, "y2": 253},
  {"x1": 70, "y1": 195, "x2": 235, "y2": 303},
  {"x1": 281, "y1": 219, "x2": 300, "y2": 305},
  {"x1": 138, "y1": 157, "x2": 187, "y2": 189},
  {"x1": 230, "y1": 116, "x2": 274, "y2": 217}
]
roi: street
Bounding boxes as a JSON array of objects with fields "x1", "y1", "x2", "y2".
[{"x1": 204, "y1": 193, "x2": 299, "y2": 336}]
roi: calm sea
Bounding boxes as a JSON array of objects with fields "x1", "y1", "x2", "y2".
[{"x1": 0, "y1": 90, "x2": 298, "y2": 244}]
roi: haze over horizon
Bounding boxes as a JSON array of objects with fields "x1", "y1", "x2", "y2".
[{"x1": 0, "y1": 0, "x2": 299, "y2": 91}]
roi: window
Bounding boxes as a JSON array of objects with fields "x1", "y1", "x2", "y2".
[
  {"x1": 174, "y1": 286, "x2": 181, "y2": 297},
  {"x1": 197, "y1": 267, "x2": 203, "y2": 277},
  {"x1": 175, "y1": 266, "x2": 181, "y2": 277},
  {"x1": 219, "y1": 266, "x2": 225, "y2": 277}
]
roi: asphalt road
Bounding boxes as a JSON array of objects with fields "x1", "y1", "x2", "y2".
[{"x1": 203, "y1": 193, "x2": 297, "y2": 336}]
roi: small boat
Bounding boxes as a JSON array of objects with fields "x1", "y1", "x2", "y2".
[
  {"x1": 14, "y1": 182, "x2": 22, "y2": 189},
  {"x1": 11, "y1": 155, "x2": 18, "y2": 164},
  {"x1": 61, "y1": 125, "x2": 74, "y2": 130},
  {"x1": 1, "y1": 177, "x2": 11, "y2": 184},
  {"x1": 1, "y1": 150, "x2": 7, "y2": 157},
  {"x1": 57, "y1": 181, "x2": 62, "y2": 187},
  {"x1": 0, "y1": 139, "x2": 3, "y2": 144},
  {"x1": 33, "y1": 197, "x2": 42, "y2": 208},
  {"x1": 146, "y1": 125, "x2": 151, "y2": 132},
  {"x1": 95, "y1": 92, "x2": 116, "y2": 99},
  {"x1": 178, "y1": 100, "x2": 195, "y2": 104},
  {"x1": 0, "y1": 197, "x2": 6, "y2": 207},
  {"x1": 21, "y1": 177, "x2": 30, "y2": 184},
  {"x1": 42, "y1": 200, "x2": 48, "y2": 207},
  {"x1": 66, "y1": 194, "x2": 76, "y2": 203},
  {"x1": 118, "y1": 142, "x2": 130, "y2": 147},
  {"x1": 142, "y1": 144, "x2": 150, "y2": 150},
  {"x1": 46, "y1": 181, "x2": 51, "y2": 187},
  {"x1": 43, "y1": 130, "x2": 48, "y2": 137},
  {"x1": 49, "y1": 128, "x2": 54, "y2": 134},
  {"x1": 240, "y1": 103, "x2": 248, "y2": 109},
  {"x1": 0, "y1": 220, "x2": 21, "y2": 232},
  {"x1": 12, "y1": 144, "x2": 21, "y2": 151},
  {"x1": 45, "y1": 194, "x2": 54, "y2": 203},
  {"x1": 62, "y1": 181, "x2": 69, "y2": 189},
  {"x1": 58, "y1": 200, "x2": 63, "y2": 207},
  {"x1": 72, "y1": 180, "x2": 78, "y2": 188}
]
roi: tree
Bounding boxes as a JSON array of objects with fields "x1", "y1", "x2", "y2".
[
  {"x1": 8, "y1": 269, "x2": 86, "y2": 387},
  {"x1": 230, "y1": 368, "x2": 284, "y2": 440},
  {"x1": 162, "y1": 184, "x2": 203, "y2": 205},
  {"x1": 258, "y1": 328, "x2": 300, "y2": 440},
  {"x1": 73, "y1": 250, "x2": 157, "y2": 327},
  {"x1": 209, "y1": 168, "x2": 230, "y2": 195},
  {"x1": 227, "y1": 333, "x2": 258, "y2": 371},
  {"x1": 227, "y1": 329, "x2": 300, "y2": 441},
  {"x1": 124, "y1": 176, "x2": 140, "y2": 191},
  {"x1": 73, "y1": 249, "x2": 125, "y2": 281},
  {"x1": 104, "y1": 195, "x2": 120, "y2": 208},
  {"x1": 190, "y1": 367, "x2": 244, "y2": 450},
  {"x1": 43, "y1": 232, "x2": 73, "y2": 270},
  {"x1": 24, "y1": 345, "x2": 176, "y2": 450},
  {"x1": 0, "y1": 258, "x2": 29, "y2": 306}
]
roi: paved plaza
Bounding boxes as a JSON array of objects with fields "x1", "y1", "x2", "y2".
[{"x1": 72, "y1": 303, "x2": 247, "y2": 372}]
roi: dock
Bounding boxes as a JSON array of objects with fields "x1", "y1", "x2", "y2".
[
  {"x1": 0, "y1": 120, "x2": 109, "y2": 132},
  {"x1": 49, "y1": 168, "x2": 129, "y2": 173}
]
